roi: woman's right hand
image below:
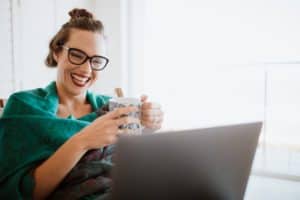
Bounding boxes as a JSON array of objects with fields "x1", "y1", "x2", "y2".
[{"x1": 75, "y1": 106, "x2": 139, "y2": 150}]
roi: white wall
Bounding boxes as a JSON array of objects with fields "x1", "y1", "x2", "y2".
[
  {"x1": 1, "y1": 0, "x2": 97, "y2": 94},
  {"x1": 16, "y1": 0, "x2": 56, "y2": 91},
  {"x1": 17, "y1": 0, "x2": 95, "y2": 91},
  {"x1": 93, "y1": 0, "x2": 128, "y2": 96},
  {"x1": 93, "y1": 0, "x2": 147, "y2": 97},
  {"x1": 0, "y1": 0, "x2": 14, "y2": 98}
]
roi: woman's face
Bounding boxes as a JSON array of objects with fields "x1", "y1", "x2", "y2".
[{"x1": 54, "y1": 29, "x2": 106, "y2": 97}]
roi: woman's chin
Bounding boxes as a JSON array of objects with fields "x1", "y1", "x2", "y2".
[{"x1": 68, "y1": 83, "x2": 90, "y2": 96}]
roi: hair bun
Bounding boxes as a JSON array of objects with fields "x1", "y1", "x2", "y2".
[{"x1": 69, "y1": 8, "x2": 93, "y2": 19}]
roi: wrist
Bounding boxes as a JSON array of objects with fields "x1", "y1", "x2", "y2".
[{"x1": 70, "y1": 131, "x2": 89, "y2": 153}]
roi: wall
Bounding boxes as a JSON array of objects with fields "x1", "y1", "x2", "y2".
[
  {"x1": 0, "y1": 0, "x2": 14, "y2": 98},
  {"x1": 93, "y1": 0, "x2": 128, "y2": 96},
  {"x1": 0, "y1": 0, "x2": 94, "y2": 97}
]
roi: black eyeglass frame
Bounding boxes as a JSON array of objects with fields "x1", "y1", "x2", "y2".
[{"x1": 61, "y1": 45, "x2": 109, "y2": 71}]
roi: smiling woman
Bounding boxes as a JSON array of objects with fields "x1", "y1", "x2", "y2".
[
  {"x1": 0, "y1": 8, "x2": 163, "y2": 200},
  {"x1": 45, "y1": 9, "x2": 107, "y2": 104},
  {"x1": 54, "y1": 32, "x2": 105, "y2": 118}
]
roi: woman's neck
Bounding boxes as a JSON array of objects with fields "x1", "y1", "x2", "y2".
[
  {"x1": 56, "y1": 84, "x2": 87, "y2": 108},
  {"x1": 55, "y1": 84, "x2": 92, "y2": 118}
]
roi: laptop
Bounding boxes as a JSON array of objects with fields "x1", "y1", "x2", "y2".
[{"x1": 112, "y1": 122, "x2": 262, "y2": 200}]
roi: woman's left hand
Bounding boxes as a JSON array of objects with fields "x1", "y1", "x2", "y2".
[{"x1": 140, "y1": 95, "x2": 164, "y2": 130}]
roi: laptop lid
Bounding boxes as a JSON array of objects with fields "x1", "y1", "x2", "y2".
[{"x1": 112, "y1": 122, "x2": 262, "y2": 200}]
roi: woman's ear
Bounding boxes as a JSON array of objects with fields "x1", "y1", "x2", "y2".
[{"x1": 53, "y1": 51, "x2": 59, "y2": 63}]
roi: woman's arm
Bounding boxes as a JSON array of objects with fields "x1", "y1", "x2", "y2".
[
  {"x1": 32, "y1": 106, "x2": 137, "y2": 200},
  {"x1": 33, "y1": 134, "x2": 87, "y2": 200}
]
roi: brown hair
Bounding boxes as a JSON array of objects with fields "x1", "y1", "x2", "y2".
[{"x1": 45, "y1": 8, "x2": 104, "y2": 67}]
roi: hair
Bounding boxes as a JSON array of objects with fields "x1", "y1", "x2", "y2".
[{"x1": 45, "y1": 8, "x2": 104, "y2": 67}]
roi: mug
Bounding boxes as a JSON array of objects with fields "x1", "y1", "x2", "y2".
[{"x1": 108, "y1": 97, "x2": 142, "y2": 135}]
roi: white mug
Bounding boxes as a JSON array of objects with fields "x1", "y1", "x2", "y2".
[{"x1": 108, "y1": 97, "x2": 142, "y2": 135}]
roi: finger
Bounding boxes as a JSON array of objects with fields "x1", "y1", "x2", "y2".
[
  {"x1": 102, "y1": 106, "x2": 138, "y2": 120},
  {"x1": 104, "y1": 135, "x2": 118, "y2": 145},
  {"x1": 141, "y1": 116, "x2": 164, "y2": 123},
  {"x1": 140, "y1": 95, "x2": 148, "y2": 102},
  {"x1": 117, "y1": 129, "x2": 124, "y2": 135},
  {"x1": 113, "y1": 116, "x2": 141, "y2": 127},
  {"x1": 141, "y1": 102, "x2": 161, "y2": 110},
  {"x1": 141, "y1": 112, "x2": 164, "y2": 124},
  {"x1": 142, "y1": 109, "x2": 163, "y2": 117},
  {"x1": 141, "y1": 115, "x2": 163, "y2": 124},
  {"x1": 99, "y1": 124, "x2": 119, "y2": 135},
  {"x1": 142, "y1": 121, "x2": 162, "y2": 130}
]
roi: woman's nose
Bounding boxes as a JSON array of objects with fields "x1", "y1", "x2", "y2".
[{"x1": 81, "y1": 59, "x2": 93, "y2": 73}]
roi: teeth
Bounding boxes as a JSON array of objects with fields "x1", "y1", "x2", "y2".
[{"x1": 71, "y1": 74, "x2": 89, "y2": 83}]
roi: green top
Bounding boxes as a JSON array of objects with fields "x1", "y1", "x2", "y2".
[{"x1": 0, "y1": 81, "x2": 110, "y2": 199}]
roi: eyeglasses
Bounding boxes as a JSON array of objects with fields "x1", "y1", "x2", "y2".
[{"x1": 62, "y1": 45, "x2": 109, "y2": 71}]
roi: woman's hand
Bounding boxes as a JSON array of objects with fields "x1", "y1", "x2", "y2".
[
  {"x1": 140, "y1": 95, "x2": 164, "y2": 130},
  {"x1": 76, "y1": 106, "x2": 139, "y2": 150}
]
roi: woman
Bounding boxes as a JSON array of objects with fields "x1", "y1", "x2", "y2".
[{"x1": 0, "y1": 8, "x2": 163, "y2": 199}]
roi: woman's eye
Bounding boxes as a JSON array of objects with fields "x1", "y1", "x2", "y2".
[
  {"x1": 93, "y1": 60, "x2": 102, "y2": 64},
  {"x1": 70, "y1": 51, "x2": 85, "y2": 60},
  {"x1": 72, "y1": 53, "x2": 84, "y2": 59}
]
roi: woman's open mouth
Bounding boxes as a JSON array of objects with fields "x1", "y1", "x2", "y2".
[{"x1": 70, "y1": 73, "x2": 91, "y2": 87}]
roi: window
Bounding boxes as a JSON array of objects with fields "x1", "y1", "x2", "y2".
[{"x1": 128, "y1": 0, "x2": 300, "y2": 179}]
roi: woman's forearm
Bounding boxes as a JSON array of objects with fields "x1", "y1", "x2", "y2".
[{"x1": 33, "y1": 134, "x2": 88, "y2": 200}]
